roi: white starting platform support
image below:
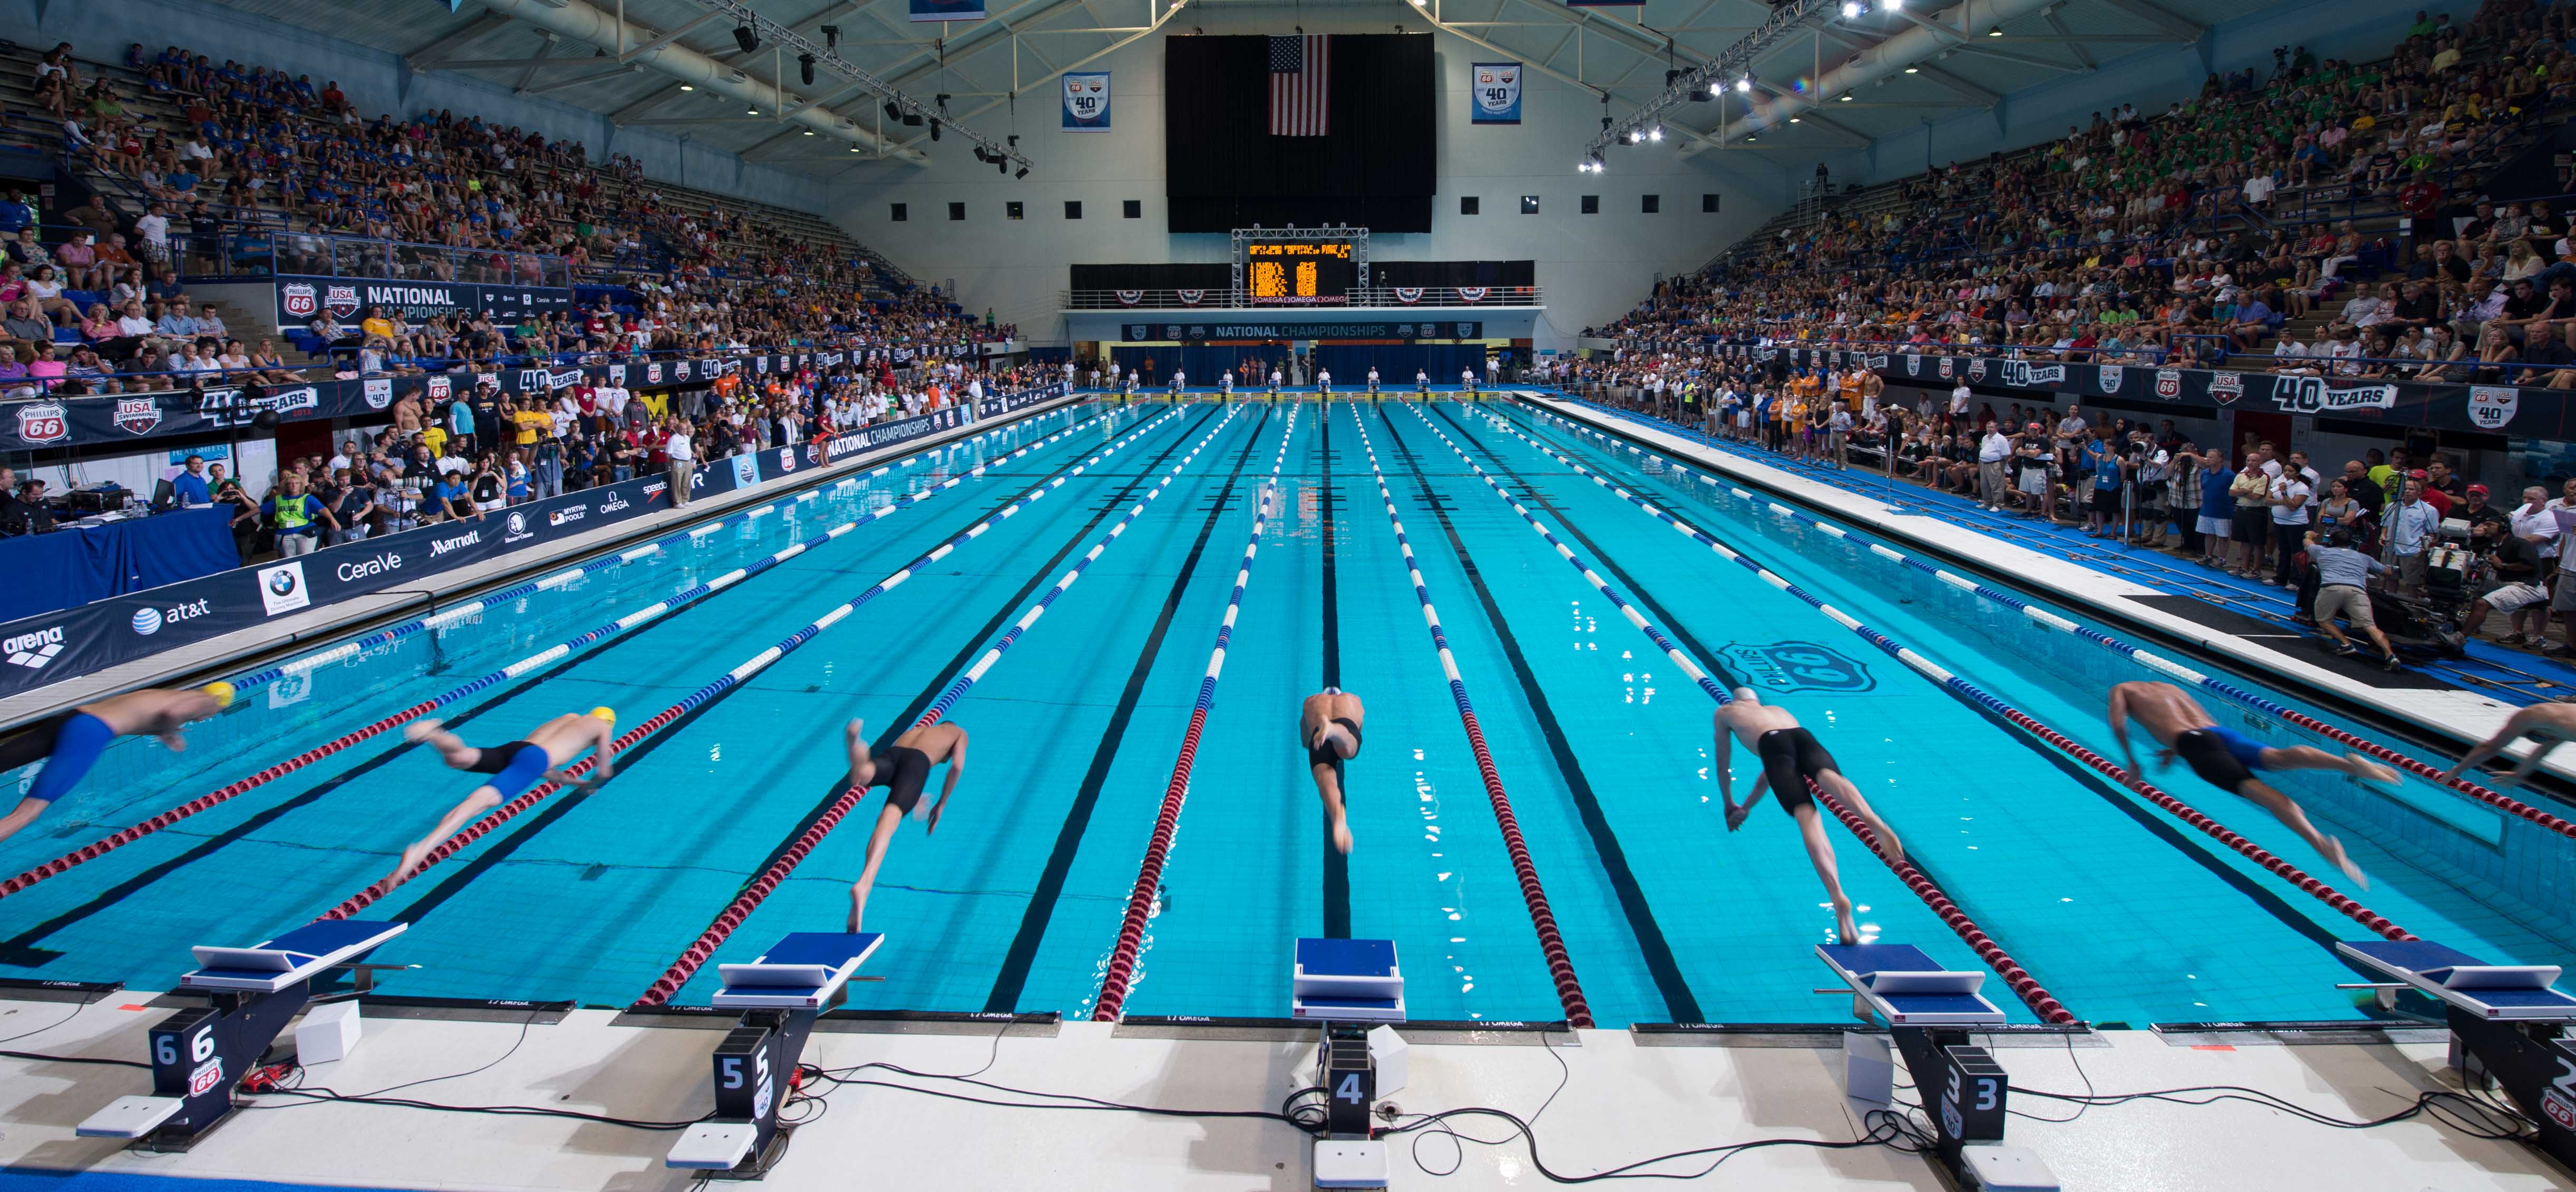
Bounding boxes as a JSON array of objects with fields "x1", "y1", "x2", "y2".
[
  {"x1": 1293, "y1": 938, "x2": 1403, "y2": 1191},
  {"x1": 1817, "y1": 944, "x2": 2059, "y2": 1192},
  {"x1": 77, "y1": 920, "x2": 407, "y2": 1150},
  {"x1": 665, "y1": 932, "x2": 882, "y2": 1179},
  {"x1": 2338, "y1": 939, "x2": 2576, "y2": 1174}
]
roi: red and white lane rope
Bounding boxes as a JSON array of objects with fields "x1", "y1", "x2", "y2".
[
  {"x1": 1514, "y1": 401, "x2": 2576, "y2": 842},
  {"x1": 0, "y1": 406, "x2": 1126, "y2": 902},
  {"x1": 634, "y1": 404, "x2": 1248, "y2": 1005},
  {"x1": 1091, "y1": 407, "x2": 1301, "y2": 1021},
  {"x1": 1433, "y1": 403, "x2": 2415, "y2": 947},
  {"x1": 1345, "y1": 403, "x2": 1594, "y2": 1029},
  {"x1": 314, "y1": 406, "x2": 1193, "y2": 923},
  {"x1": 1395, "y1": 402, "x2": 2077, "y2": 1023}
]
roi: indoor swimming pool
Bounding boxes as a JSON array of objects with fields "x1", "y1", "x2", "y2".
[{"x1": 3, "y1": 396, "x2": 2568, "y2": 1030}]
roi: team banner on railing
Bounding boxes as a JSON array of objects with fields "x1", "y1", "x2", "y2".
[
  {"x1": 1470, "y1": 62, "x2": 1522, "y2": 124},
  {"x1": 1726, "y1": 343, "x2": 2576, "y2": 438},
  {"x1": 0, "y1": 349, "x2": 838, "y2": 453},
  {"x1": 275, "y1": 275, "x2": 575, "y2": 331},
  {"x1": 1063, "y1": 72, "x2": 1111, "y2": 132},
  {"x1": 1120, "y1": 320, "x2": 1482, "y2": 340},
  {"x1": 0, "y1": 388, "x2": 1058, "y2": 700}
]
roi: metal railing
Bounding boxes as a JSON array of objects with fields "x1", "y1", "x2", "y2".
[
  {"x1": 1060, "y1": 285, "x2": 1542, "y2": 310},
  {"x1": 174, "y1": 230, "x2": 572, "y2": 288}
]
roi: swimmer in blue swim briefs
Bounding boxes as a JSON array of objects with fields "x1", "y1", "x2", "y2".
[
  {"x1": 0, "y1": 685, "x2": 233, "y2": 846},
  {"x1": 2107, "y1": 681, "x2": 2394, "y2": 889},
  {"x1": 385, "y1": 708, "x2": 619, "y2": 890}
]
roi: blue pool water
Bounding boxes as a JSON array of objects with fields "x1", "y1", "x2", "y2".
[{"x1": 3, "y1": 396, "x2": 2569, "y2": 1028}]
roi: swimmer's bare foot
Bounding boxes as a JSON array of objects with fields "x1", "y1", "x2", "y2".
[
  {"x1": 2343, "y1": 753, "x2": 2400, "y2": 786},
  {"x1": 385, "y1": 842, "x2": 432, "y2": 892},
  {"x1": 1331, "y1": 817, "x2": 1353, "y2": 854},
  {"x1": 2322, "y1": 835, "x2": 2367, "y2": 890},
  {"x1": 404, "y1": 717, "x2": 444, "y2": 744},
  {"x1": 1833, "y1": 897, "x2": 1860, "y2": 946}
]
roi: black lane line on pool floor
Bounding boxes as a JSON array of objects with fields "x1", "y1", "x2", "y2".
[
  {"x1": 0, "y1": 412, "x2": 1132, "y2": 965},
  {"x1": 1479, "y1": 403, "x2": 2398, "y2": 992},
  {"x1": 380, "y1": 407, "x2": 1221, "y2": 936},
  {"x1": 981, "y1": 409, "x2": 1276, "y2": 1013},
  {"x1": 1375, "y1": 407, "x2": 1703, "y2": 1025},
  {"x1": 1320, "y1": 404, "x2": 1351, "y2": 940}
]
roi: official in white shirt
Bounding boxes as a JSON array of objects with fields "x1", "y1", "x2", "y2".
[{"x1": 665, "y1": 421, "x2": 695, "y2": 509}]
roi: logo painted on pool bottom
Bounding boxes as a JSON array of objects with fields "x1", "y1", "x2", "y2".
[{"x1": 1720, "y1": 641, "x2": 1874, "y2": 694}]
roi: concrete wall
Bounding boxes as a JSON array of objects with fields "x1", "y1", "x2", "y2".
[
  {"x1": 824, "y1": 15, "x2": 1791, "y2": 348},
  {"x1": 29, "y1": 0, "x2": 827, "y2": 214}
]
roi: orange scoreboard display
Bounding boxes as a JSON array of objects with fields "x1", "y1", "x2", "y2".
[{"x1": 1246, "y1": 241, "x2": 1356, "y2": 303}]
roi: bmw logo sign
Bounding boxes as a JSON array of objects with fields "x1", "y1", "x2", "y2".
[
  {"x1": 132, "y1": 607, "x2": 164, "y2": 636},
  {"x1": 268, "y1": 569, "x2": 299, "y2": 599}
]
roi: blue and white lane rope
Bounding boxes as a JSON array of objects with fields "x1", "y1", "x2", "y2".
[
  {"x1": 1, "y1": 404, "x2": 1136, "y2": 901},
  {"x1": 1344, "y1": 403, "x2": 1593, "y2": 1028},
  {"x1": 1393, "y1": 402, "x2": 2080, "y2": 1021},
  {"x1": 638, "y1": 401, "x2": 1246, "y2": 1002},
  {"x1": 1502, "y1": 401, "x2": 2576, "y2": 843},
  {"x1": 1096, "y1": 406, "x2": 1302, "y2": 1020},
  {"x1": 326, "y1": 403, "x2": 1197, "y2": 922},
  {"x1": 1416, "y1": 402, "x2": 2413, "y2": 952},
  {"x1": 227, "y1": 400, "x2": 1102, "y2": 692}
]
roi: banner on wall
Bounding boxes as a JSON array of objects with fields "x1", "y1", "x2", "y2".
[
  {"x1": 1470, "y1": 63, "x2": 1522, "y2": 124},
  {"x1": 911, "y1": 0, "x2": 985, "y2": 20},
  {"x1": 1122, "y1": 320, "x2": 1482, "y2": 341},
  {"x1": 276, "y1": 275, "x2": 572, "y2": 331},
  {"x1": 1063, "y1": 72, "x2": 1111, "y2": 132}
]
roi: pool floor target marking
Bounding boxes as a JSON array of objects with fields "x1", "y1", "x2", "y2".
[
  {"x1": 1510, "y1": 400, "x2": 2576, "y2": 844},
  {"x1": 1344, "y1": 403, "x2": 1595, "y2": 1029},
  {"x1": 1397, "y1": 401, "x2": 2077, "y2": 1024},
  {"x1": 1092, "y1": 410, "x2": 1301, "y2": 1021},
  {"x1": 0, "y1": 407, "x2": 1134, "y2": 904},
  {"x1": 314, "y1": 406, "x2": 1195, "y2": 924},
  {"x1": 637, "y1": 406, "x2": 1249, "y2": 1005},
  {"x1": 1452, "y1": 403, "x2": 2418, "y2": 949}
]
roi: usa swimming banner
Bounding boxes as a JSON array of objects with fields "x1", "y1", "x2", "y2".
[
  {"x1": 910, "y1": 0, "x2": 985, "y2": 21},
  {"x1": 1063, "y1": 72, "x2": 1111, "y2": 132},
  {"x1": 1471, "y1": 62, "x2": 1521, "y2": 124}
]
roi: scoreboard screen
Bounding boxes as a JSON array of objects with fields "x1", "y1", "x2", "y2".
[{"x1": 1246, "y1": 241, "x2": 1358, "y2": 304}]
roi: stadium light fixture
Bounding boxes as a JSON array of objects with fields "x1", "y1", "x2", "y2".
[
  {"x1": 1838, "y1": 93, "x2": 1852, "y2": 101},
  {"x1": 1735, "y1": 74, "x2": 1752, "y2": 92},
  {"x1": 733, "y1": 24, "x2": 760, "y2": 53},
  {"x1": 1709, "y1": 81, "x2": 1723, "y2": 95},
  {"x1": 1903, "y1": 64, "x2": 1919, "y2": 73},
  {"x1": 821, "y1": 24, "x2": 840, "y2": 46},
  {"x1": 1987, "y1": 24, "x2": 2003, "y2": 35},
  {"x1": 1648, "y1": 125, "x2": 1663, "y2": 142},
  {"x1": 1788, "y1": 115, "x2": 1801, "y2": 122},
  {"x1": 929, "y1": 119, "x2": 941, "y2": 141},
  {"x1": 1840, "y1": 1, "x2": 1861, "y2": 17},
  {"x1": 678, "y1": 83, "x2": 694, "y2": 91},
  {"x1": 800, "y1": 53, "x2": 816, "y2": 86},
  {"x1": 1016, "y1": 166, "x2": 1029, "y2": 179}
]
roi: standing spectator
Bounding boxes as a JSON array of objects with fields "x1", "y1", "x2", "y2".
[{"x1": 665, "y1": 417, "x2": 695, "y2": 507}]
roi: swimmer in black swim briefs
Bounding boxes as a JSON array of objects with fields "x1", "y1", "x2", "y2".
[
  {"x1": 2107, "y1": 681, "x2": 2394, "y2": 890},
  {"x1": 1300, "y1": 688, "x2": 1365, "y2": 854},
  {"x1": 1713, "y1": 689, "x2": 1904, "y2": 946},
  {"x1": 387, "y1": 708, "x2": 619, "y2": 891},
  {"x1": 841, "y1": 717, "x2": 970, "y2": 932}
]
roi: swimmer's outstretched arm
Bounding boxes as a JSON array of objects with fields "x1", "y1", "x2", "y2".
[
  {"x1": 2106, "y1": 687, "x2": 2141, "y2": 778},
  {"x1": 1726, "y1": 775, "x2": 1771, "y2": 832},
  {"x1": 2441, "y1": 714, "x2": 2535, "y2": 783},
  {"x1": 1712, "y1": 721, "x2": 1735, "y2": 807},
  {"x1": 589, "y1": 715, "x2": 618, "y2": 779},
  {"x1": 0, "y1": 796, "x2": 46, "y2": 846}
]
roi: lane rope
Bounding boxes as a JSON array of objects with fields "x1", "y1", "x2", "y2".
[
  {"x1": 1345, "y1": 403, "x2": 1594, "y2": 1029},
  {"x1": 1515, "y1": 399, "x2": 2576, "y2": 841},
  {"x1": 1440, "y1": 403, "x2": 2414, "y2": 950},
  {"x1": 315, "y1": 406, "x2": 1194, "y2": 923},
  {"x1": 1092, "y1": 408, "x2": 1300, "y2": 1021},
  {"x1": 634, "y1": 404, "x2": 1248, "y2": 1005},
  {"x1": 1395, "y1": 402, "x2": 2076, "y2": 1023},
  {"x1": 0, "y1": 406, "x2": 1124, "y2": 902}
]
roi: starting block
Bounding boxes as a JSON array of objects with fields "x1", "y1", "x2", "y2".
[
  {"x1": 77, "y1": 920, "x2": 407, "y2": 1149},
  {"x1": 1292, "y1": 937, "x2": 1404, "y2": 1022},
  {"x1": 1294, "y1": 939, "x2": 1404, "y2": 1190},
  {"x1": 666, "y1": 932, "x2": 882, "y2": 1179},
  {"x1": 2338, "y1": 939, "x2": 2576, "y2": 1173},
  {"x1": 1818, "y1": 944, "x2": 2057, "y2": 1191}
]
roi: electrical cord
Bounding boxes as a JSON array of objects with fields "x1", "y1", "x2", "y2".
[
  {"x1": 0, "y1": 998, "x2": 94, "y2": 1049},
  {"x1": 1383, "y1": 1102, "x2": 1935, "y2": 1183},
  {"x1": 2005, "y1": 1081, "x2": 2537, "y2": 1140}
]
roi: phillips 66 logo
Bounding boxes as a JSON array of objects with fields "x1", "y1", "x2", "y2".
[
  {"x1": 281, "y1": 281, "x2": 318, "y2": 318},
  {"x1": 15, "y1": 401, "x2": 69, "y2": 444},
  {"x1": 2155, "y1": 369, "x2": 2183, "y2": 399}
]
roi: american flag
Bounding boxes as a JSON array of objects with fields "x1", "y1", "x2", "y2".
[{"x1": 1269, "y1": 35, "x2": 1329, "y2": 136}]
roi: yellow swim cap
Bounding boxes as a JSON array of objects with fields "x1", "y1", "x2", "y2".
[
  {"x1": 201, "y1": 681, "x2": 236, "y2": 709},
  {"x1": 589, "y1": 706, "x2": 616, "y2": 722}
]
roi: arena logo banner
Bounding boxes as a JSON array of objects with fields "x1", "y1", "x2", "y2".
[
  {"x1": 912, "y1": 0, "x2": 984, "y2": 18},
  {"x1": 270, "y1": 275, "x2": 573, "y2": 330},
  {"x1": 1063, "y1": 72, "x2": 1111, "y2": 132},
  {"x1": 1471, "y1": 62, "x2": 1522, "y2": 124}
]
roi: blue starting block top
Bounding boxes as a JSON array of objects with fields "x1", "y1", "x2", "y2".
[
  {"x1": 2338, "y1": 940, "x2": 2576, "y2": 1021},
  {"x1": 1816, "y1": 943, "x2": 2005, "y2": 1027},
  {"x1": 182, "y1": 920, "x2": 407, "y2": 994},
  {"x1": 714, "y1": 932, "x2": 883, "y2": 1010},
  {"x1": 1293, "y1": 938, "x2": 1404, "y2": 1022}
]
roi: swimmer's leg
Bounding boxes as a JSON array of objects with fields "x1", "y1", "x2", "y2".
[
  {"x1": 1813, "y1": 768, "x2": 1903, "y2": 864},
  {"x1": 1788, "y1": 802, "x2": 1859, "y2": 945},
  {"x1": 403, "y1": 718, "x2": 482, "y2": 770},
  {"x1": 2257, "y1": 745, "x2": 2399, "y2": 786},
  {"x1": 386, "y1": 783, "x2": 502, "y2": 891},
  {"x1": 0, "y1": 796, "x2": 45, "y2": 847},
  {"x1": 1313, "y1": 761, "x2": 1352, "y2": 854},
  {"x1": 2235, "y1": 777, "x2": 2366, "y2": 890},
  {"x1": 847, "y1": 801, "x2": 906, "y2": 933}
]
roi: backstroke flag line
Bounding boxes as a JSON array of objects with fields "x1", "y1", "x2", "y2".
[
  {"x1": 1269, "y1": 35, "x2": 1329, "y2": 136},
  {"x1": 1471, "y1": 62, "x2": 1521, "y2": 124},
  {"x1": 1064, "y1": 72, "x2": 1111, "y2": 131}
]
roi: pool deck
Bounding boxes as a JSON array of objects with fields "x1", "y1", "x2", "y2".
[{"x1": 1, "y1": 990, "x2": 2564, "y2": 1190}]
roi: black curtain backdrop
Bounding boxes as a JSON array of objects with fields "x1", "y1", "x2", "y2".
[
  {"x1": 1374, "y1": 260, "x2": 1535, "y2": 287},
  {"x1": 1164, "y1": 34, "x2": 1435, "y2": 233}
]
